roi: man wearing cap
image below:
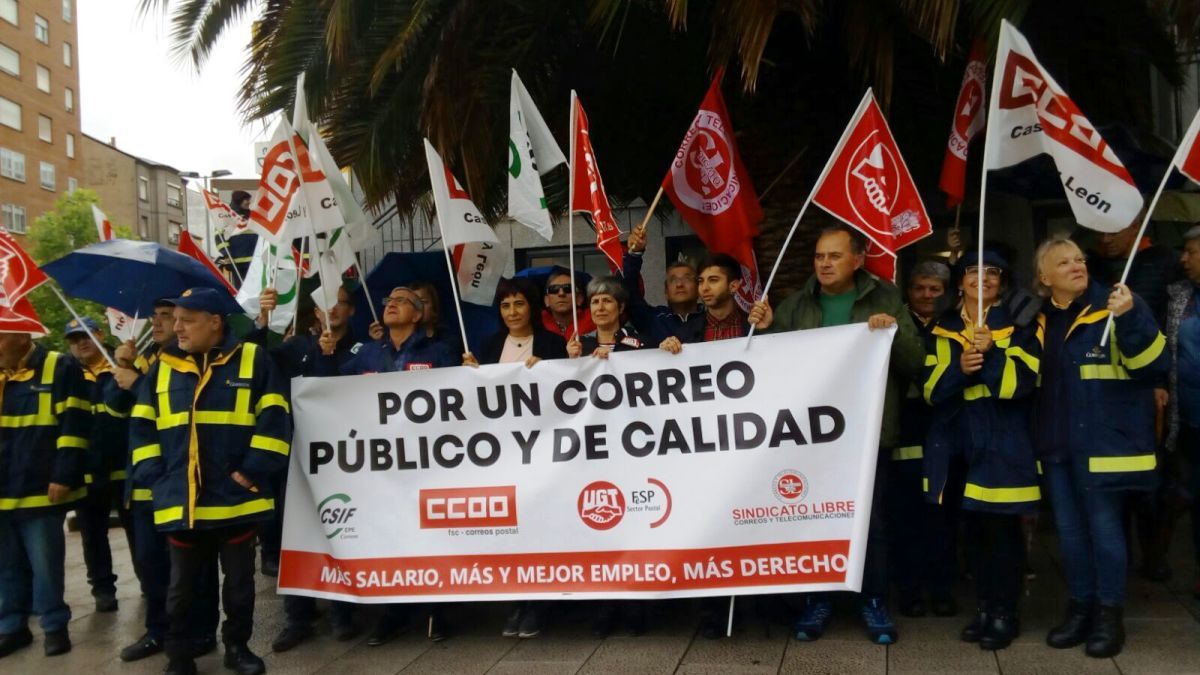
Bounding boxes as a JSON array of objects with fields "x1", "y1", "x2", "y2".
[
  {"x1": 216, "y1": 190, "x2": 259, "y2": 285},
  {"x1": 129, "y1": 288, "x2": 291, "y2": 675},
  {"x1": 63, "y1": 318, "x2": 131, "y2": 615},
  {"x1": 111, "y1": 298, "x2": 220, "y2": 664},
  {"x1": 0, "y1": 324, "x2": 92, "y2": 658}
]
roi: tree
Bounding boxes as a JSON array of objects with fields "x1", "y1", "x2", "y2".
[{"x1": 26, "y1": 190, "x2": 133, "y2": 351}]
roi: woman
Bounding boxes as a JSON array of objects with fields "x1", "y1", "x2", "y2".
[
  {"x1": 567, "y1": 276, "x2": 644, "y2": 358},
  {"x1": 1034, "y1": 236, "x2": 1168, "y2": 658},
  {"x1": 922, "y1": 251, "x2": 1041, "y2": 650},
  {"x1": 469, "y1": 278, "x2": 566, "y2": 367}
]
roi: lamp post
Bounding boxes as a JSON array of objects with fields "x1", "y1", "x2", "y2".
[{"x1": 181, "y1": 169, "x2": 233, "y2": 257}]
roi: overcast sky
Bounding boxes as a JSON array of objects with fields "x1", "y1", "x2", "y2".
[{"x1": 78, "y1": 1, "x2": 269, "y2": 179}]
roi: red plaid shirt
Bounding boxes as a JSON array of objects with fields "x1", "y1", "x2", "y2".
[{"x1": 704, "y1": 308, "x2": 747, "y2": 342}]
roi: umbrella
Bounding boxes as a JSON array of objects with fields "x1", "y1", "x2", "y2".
[
  {"x1": 42, "y1": 240, "x2": 242, "y2": 317},
  {"x1": 514, "y1": 265, "x2": 592, "y2": 292},
  {"x1": 349, "y1": 252, "x2": 500, "y2": 355}
]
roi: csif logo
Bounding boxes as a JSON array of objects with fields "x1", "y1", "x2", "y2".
[{"x1": 318, "y1": 493, "x2": 357, "y2": 539}]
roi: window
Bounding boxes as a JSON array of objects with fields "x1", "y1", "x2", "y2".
[
  {"x1": 62, "y1": 42, "x2": 70, "y2": 68},
  {"x1": 168, "y1": 221, "x2": 182, "y2": 245},
  {"x1": 0, "y1": 147, "x2": 25, "y2": 181},
  {"x1": 35, "y1": 64, "x2": 48, "y2": 93},
  {"x1": 64, "y1": 87, "x2": 72, "y2": 112},
  {"x1": 139, "y1": 215, "x2": 149, "y2": 239},
  {"x1": 66, "y1": 176, "x2": 76, "y2": 193},
  {"x1": 0, "y1": 0, "x2": 16, "y2": 26},
  {"x1": 138, "y1": 176, "x2": 148, "y2": 201},
  {"x1": 65, "y1": 132, "x2": 73, "y2": 158},
  {"x1": 37, "y1": 114, "x2": 50, "y2": 142},
  {"x1": 62, "y1": 0, "x2": 71, "y2": 23},
  {"x1": 39, "y1": 161, "x2": 54, "y2": 190},
  {"x1": 34, "y1": 15, "x2": 47, "y2": 44},
  {"x1": 0, "y1": 96, "x2": 19, "y2": 130},
  {"x1": 2, "y1": 204, "x2": 26, "y2": 234},
  {"x1": 0, "y1": 43, "x2": 17, "y2": 77},
  {"x1": 166, "y1": 183, "x2": 182, "y2": 208}
]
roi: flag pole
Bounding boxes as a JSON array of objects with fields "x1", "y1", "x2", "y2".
[
  {"x1": 432, "y1": 229, "x2": 470, "y2": 356},
  {"x1": 49, "y1": 285, "x2": 116, "y2": 369},
  {"x1": 339, "y1": 227, "x2": 380, "y2": 324},
  {"x1": 567, "y1": 90, "x2": 579, "y2": 339},
  {"x1": 634, "y1": 186, "x2": 664, "y2": 236},
  {"x1": 291, "y1": 235, "x2": 309, "y2": 336},
  {"x1": 747, "y1": 90, "x2": 876, "y2": 341}
]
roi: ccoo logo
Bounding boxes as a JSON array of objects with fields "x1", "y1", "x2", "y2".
[{"x1": 578, "y1": 481, "x2": 625, "y2": 530}]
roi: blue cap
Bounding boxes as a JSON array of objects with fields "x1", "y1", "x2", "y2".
[
  {"x1": 171, "y1": 287, "x2": 231, "y2": 316},
  {"x1": 63, "y1": 317, "x2": 100, "y2": 337},
  {"x1": 955, "y1": 250, "x2": 1009, "y2": 274}
]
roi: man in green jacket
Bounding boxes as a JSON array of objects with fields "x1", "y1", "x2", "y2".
[{"x1": 749, "y1": 223, "x2": 923, "y2": 645}]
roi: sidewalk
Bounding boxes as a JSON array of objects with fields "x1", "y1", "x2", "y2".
[{"x1": 5, "y1": 518, "x2": 1200, "y2": 674}]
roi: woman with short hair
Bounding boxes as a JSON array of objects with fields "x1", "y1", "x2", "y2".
[{"x1": 567, "y1": 276, "x2": 644, "y2": 358}]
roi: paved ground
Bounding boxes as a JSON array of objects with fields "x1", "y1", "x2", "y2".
[{"x1": 5, "y1": 516, "x2": 1200, "y2": 674}]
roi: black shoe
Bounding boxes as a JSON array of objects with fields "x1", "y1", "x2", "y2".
[
  {"x1": 121, "y1": 633, "x2": 165, "y2": 662},
  {"x1": 191, "y1": 635, "x2": 218, "y2": 658},
  {"x1": 164, "y1": 659, "x2": 198, "y2": 675},
  {"x1": 931, "y1": 593, "x2": 958, "y2": 617},
  {"x1": 366, "y1": 615, "x2": 407, "y2": 647},
  {"x1": 95, "y1": 593, "x2": 119, "y2": 613},
  {"x1": 898, "y1": 596, "x2": 926, "y2": 618},
  {"x1": 43, "y1": 629, "x2": 71, "y2": 656},
  {"x1": 979, "y1": 611, "x2": 1019, "y2": 651},
  {"x1": 331, "y1": 620, "x2": 359, "y2": 642},
  {"x1": 223, "y1": 643, "x2": 266, "y2": 675},
  {"x1": 0, "y1": 629, "x2": 33, "y2": 658},
  {"x1": 271, "y1": 624, "x2": 313, "y2": 653},
  {"x1": 960, "y1": 607, "x2": 989, "y2": 643},
  {"x1": 261, "y1": 556, "x2": 279, "y2": 578},
  {"x1": 517, "y1": 606, "x2": 542, "y2": 639},
  {"x1": 502, "y1": 606, "x2": 522, "y2": 638},
  {"x1": 1046, "y1": 599, "x2": 1092, "y2": 649},
  {"x1": 1084, "y1": 605, "x2": 1125, "y2": 658}
]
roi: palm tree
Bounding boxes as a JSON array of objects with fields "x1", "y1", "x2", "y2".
[{"x1": 141, "y1": 0, "x2": 1183, "y2": 297}]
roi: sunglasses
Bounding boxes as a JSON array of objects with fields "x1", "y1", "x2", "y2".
[{"x1": 546, "y1": 283, "x2": 574, "y2": 295}]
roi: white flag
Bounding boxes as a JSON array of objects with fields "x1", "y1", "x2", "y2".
[
  {"x1": 508, "y1": 71, "x2": 566, "y2": 240},
  {"x1": 248, "y1": 118, "x2": 343, "y2": 243},
  {"x1": 236, "y1": 238, "x2": 299, "y2": 333},
  {"x1": 423, "y1": 139, "x2": 498, "y2": 248},
  {"x1": 310, "y1": 228, "x2": 358, "y2": 312},
  {"x1": 457, "y1": 241, "x2": 508, "y2": 306},
  {"x1": 984, "y1": 20, "x2": 1143, "y2": 232},
  {"x1": 90, "y1": 204, "x2": 145, "y2": 340}
]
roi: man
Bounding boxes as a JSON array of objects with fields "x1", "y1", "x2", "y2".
[
  {"x1": 749, "y1": 223, "x2": 924, "y2": 645},
  {"x1": 541, "y1": 267, "x2": 595, "y2": 340},
  {"x1": 64, "y1": 318, "x2": 131, "y2": 614},
  {"x1": 260, "y1": 284, "x2": 362, "y2": 652},
  {"x1": 621, "y1": 224, "x2": 703, "y2": 344},
  {"x1": 318, "y1": 286, "x2": 459, "y2": 645},
  {"x1": 217, "y1": 190, "x2": 259, "y2": 286},
  {"x1": 0, "y1": 326, "x2": 91, "y2": 658},
  {"x1": 113, "y1": 299, "x2": 220, "y2": 664},
  {"x1": 1166, "y1": 226, "x2": 1200, "y2": 600},
  {"x1": 130, "y1": 288, "x2": 291, "y2": 675}
]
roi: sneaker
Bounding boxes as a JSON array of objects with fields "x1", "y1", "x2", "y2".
[
  {"x1": 517, "y1": 605, "x2": 542, "y2": 638},
  {"x1": 861, "y1": 597, "x2": 898, "y2": 645},
  {"x1": 502, "y1": 606, "x2": 522, "y2": 637},
  {"x1": 120, "y1": 633, "x2": 164, "y2": 662},
  {"x1": 792, "y1": 598, "x2": 834, "y2": 642}
]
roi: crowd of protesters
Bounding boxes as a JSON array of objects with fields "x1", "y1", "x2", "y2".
[{"x1": 0, "y1": 213, "x2": 1197, "y2": 674}]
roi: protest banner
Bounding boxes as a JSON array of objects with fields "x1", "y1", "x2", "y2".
[{"x1": 279, "y1": 325, "x2": 893, "y2": 602}]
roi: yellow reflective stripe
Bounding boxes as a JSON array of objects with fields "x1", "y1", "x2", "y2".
[
  {"x1": 0, "y1": 413, "x2": 55, "y2": 426},
  {"x1": 250, "y1": 434, "x2": 289, "y2": 456},
  {"x1": 131, "y1": 443, "x2": 161, "y2": 464},
  {"x1": 1089, "y1": 454, "x2": 1156, "y2": 473},
  {"x1": 0, "y1": 487, "x2": 86, "y2": 510},
  {"x1": 963, "y1": 483, "x2": 1041, "y2": 504},
  {"x1": 239, "y1": 343, "x2": 257, "y2": 378},
  {"x1": 55, "y1": 396, "x2": 91, "y2": 414},
  {"x1": 194, "y1": 411, "x2": 255, "y2": 426},
  {"x1": 1079, "y1": 364, "x2": 1130, "y2": 380},
  {"x1": 1036, "y1": 461, "x2": 1043, "y2": 475},
  {"x1": 57, "y1": 435, "x2": 88, "y2": 449},
  {"x1": 235, "y1": 388, "x2": 250, "y2": 416},
  {"x1": 891, "y1": 446, "x2": 923, "y2": 461},
  {"x1": 95, "y1": 403, "x2": 129, "y2": 419},
  {"x1": 132, "y1": 404, "x2": 157, "y2": 420},
  {"x1": 924, "y1": 355, "x2": 937, "y2": 366},
  {"x1": 84, "y1": 473, "x2": 93, "y2": 484},
  {"x1": 922, "y1": 477, "x2": 929, "y2": 492},
  {"x1": 42, "y1": 351, "x2": 58, "y2": 384},
  {"x1": 1008, "y1": 346, "x2": 1039, "y2": 372},
  {"x1": 156, "y1": 411, "x2": 190, "y2": 430},
  {"x1": 924, "y1": 339, "x2": 951, "y2": 404},
  {"x1": 109, "y1": 469, "x2": 127, "y2": 481},
  {"x1": 255, "y1": 393, "x2": 289, "y2": 414},
  {"x1": 194, "y1": 498, "x2": 274, "y2": 521},
  {"x1": 153, "y1": 506, "x2": 184, "y2": 525},
  {"x1": 1121, "y1": 333, "x2": 1165, "y2": 370},
  {"x1": 131, "y1": 488, "x2": 152, "y2": 502},
  {"x1": 964, "y1": 384, "x2": 991, "y2": 400}
]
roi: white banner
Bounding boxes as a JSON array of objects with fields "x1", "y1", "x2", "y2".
[{"x1": 280, "y1": 326, "x2": 893, "y2": 602}]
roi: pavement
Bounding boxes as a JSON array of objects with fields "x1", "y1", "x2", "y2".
[{"x1": 4, "y1": 516, "x2": 1200, "y2": 674}]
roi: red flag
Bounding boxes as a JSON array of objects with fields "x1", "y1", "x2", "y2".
[
  {"x1": 0, "y1": 295, "x2": 47, "y2": 336},
  {"x1": 0, "y1": 228, "x2": 48, "y2": 307},
  {"x1": 662, "y1": 70, "x2": 764, "y2": 309},
  {"x1": 939, "y1": 42, "x2": 987, "y2": 207},
  {"x1": 177, "y1": 230, "x2": 238, "y2": 295},
  {"x1": 1173, "y1": 107, "x2": 1200, "y2": 185},
  {"x1": 812, "y1": 91, "x2": 933, "y2": 282},
  {"x1": 570, "y1": 97, "x2": 624, "y2": 272}
]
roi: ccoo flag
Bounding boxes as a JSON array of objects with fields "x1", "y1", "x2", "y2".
[
  {"x1": 570, "y1": 96, "x2": 624, "y2": 272},
  {"x1": 811, "y1": 90, "x2": 933, "y2": 281},
  {"x1": 939, "y1": 42, "x2": 987, "y2": 207},
  {"x1": 984, "y1": 20, "x2": 1142, "y2": 232},
  {"x1": 423, "y1": 139, "x2": 499, "y2": 249},
  {"x1": 508, "y1": 71, "x2": 567, "y2": 241}
]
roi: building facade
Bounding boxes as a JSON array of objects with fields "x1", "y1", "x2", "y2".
[
  {"x1": 0, "y1": 0, "x2": 83, "y2": 238},
  {"x1": 82, "y1": 134, "x2": 188, "y2": 246}
]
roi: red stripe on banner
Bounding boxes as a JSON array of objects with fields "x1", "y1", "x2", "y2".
[{"x1": 278, "y1": 539, "x2": 850, "y2": 597}]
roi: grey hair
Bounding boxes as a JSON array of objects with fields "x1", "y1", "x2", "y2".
[
  {"x1": 586, "y1": 276, "x2": 629, "y2": 306},
  {"x1": 910, "y1": 261, "x2": 950, "y2": 285},
  {"x1": 1185, "y1": 225, "x2": 1200, "y2": 244},
  {"x1": 1032, "y1": 236, "x2": 1083, "y2": 298}
]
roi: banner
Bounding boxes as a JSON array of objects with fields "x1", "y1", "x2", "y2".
[
  {"x1": 508, "y1": 71, "x2": 566, "y2": 241},
  {"x1": 279, "y1": 326, "x2": 893, "y2": 602},
  {"x1": 939, "y1": 42, "x2": 987, "y2": 207}
]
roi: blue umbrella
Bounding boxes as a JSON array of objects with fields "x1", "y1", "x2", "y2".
[
  {"x1": 42, "y1": 240, "x2": 242, "y2": 317},
  {"x1": 349, "y1": 252, "x2": 500, "y2": 355},
  {"x1": 514, "y1": 265, "x2": 592, "y2": 292}
]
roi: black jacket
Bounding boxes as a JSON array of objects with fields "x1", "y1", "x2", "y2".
[{"x1": 478, "y1": 328, "x2": 567, "y2": 365}]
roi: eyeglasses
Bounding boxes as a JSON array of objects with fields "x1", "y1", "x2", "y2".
[
  {"x1": 666, "y1": 275, "x2": 694, "y2": 285},
  {"x1": 964, "y1": 265, "x2": 1003, "y2": 278},
  {"x1": 385, "y1": 287, "x2": 420, "y2": 309},
  {"x1": 546, "y1": 283, "x2": 573, "y2": 295}
]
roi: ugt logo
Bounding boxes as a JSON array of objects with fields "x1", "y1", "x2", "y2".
[
  {"x1": 577, "y1": 481, "x2": 625, "y2": 531},
  {"x1": 318, "y1": 493, "x2": 357, "y2": 539}
]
